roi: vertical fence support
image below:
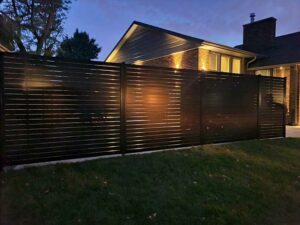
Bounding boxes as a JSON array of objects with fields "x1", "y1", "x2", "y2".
[
  {"x1": 256, "y1": 75, "x2": 261, "y2": 139},
  {"x1": 283, "y1": 77, "x2": 287, "y2": 137},
  {"x1": 0, "y1": 54, "x2": 5, "y2": 169},
  {"x1": 199, "y1": 73, "x2": 204, "y2": 145},
  {"x1": 120, "y1": 63, "x2": 127, "y2": 155}
]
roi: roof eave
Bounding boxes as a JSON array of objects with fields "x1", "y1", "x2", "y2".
[
  {"x1": 105, "y1": 21, "x2": 258, "y2": 62},
  {"x1": 248, "y1": 61, "x2": 300, "y2": 70},
  {"x1": 202, "y1": 41, "x2": 257, "y2": 57},
  {"x1": 105, "y1": 22, "x2": 139, "y2": 62}
]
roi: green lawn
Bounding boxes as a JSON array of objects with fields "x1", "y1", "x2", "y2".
[{"x1": 1, "y1": 138, "x2": 300, "y2": 225}]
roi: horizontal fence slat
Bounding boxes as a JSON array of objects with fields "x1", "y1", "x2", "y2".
[{"x1": 0, "y1": 53, "x2": 286, "y2": 166}]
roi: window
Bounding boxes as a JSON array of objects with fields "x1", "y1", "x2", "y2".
[
  {"x1": 255, "y1": 70, "x2": 271, "y2": 76},
  {"x1": 207, "y1": 52, "x2": 242, "y2": 73},
  {"x1": 208, "y1": 53, "x2": 218, "y2": 71},
  {"x1": 221, "y1": 55, "x2": 230, "y2": 72},
  {"x1": 232, "y1": 58, "x2": 241, "y2": 74}
]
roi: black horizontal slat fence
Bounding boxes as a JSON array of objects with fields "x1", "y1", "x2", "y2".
[{"x1": 0, "y1": 53, "x2": 286, "y2": 166}]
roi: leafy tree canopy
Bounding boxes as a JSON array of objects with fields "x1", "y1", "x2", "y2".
[
  {"x1": 57, "y1": 29, "x2": 101, "y2": 60},
  {"x1": 0, "y1": 0, "x2": 72, "y2": 56},
  {"x1": 0, "y1": 13, "x2": 15, "y2": 50}
]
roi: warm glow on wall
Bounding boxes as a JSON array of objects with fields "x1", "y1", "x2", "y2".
[
  {"x1": 22, "y1": 80, "x2": 52, "y2": 89},
  {"x1": 198, "y1": 48, "x2": 209, "y2": 71},
  {"x1": 142, "y1": 87, "x2": 169, "y2": 123},
  {"x1": 146, "y1": 94, "x2": 158, "y2": 105},
  {"x1": 22, "y1": 67, "x2": 53, "y2": 90},
  {"x1": 172, "y1": 52, "x2": 183, "y2": 69},
  {"x1": 135, "y1": 60, "x2": 143, "y2": 65},
  {"x1": 22, "y1": 79, "x2": 53, "y2": 90}
]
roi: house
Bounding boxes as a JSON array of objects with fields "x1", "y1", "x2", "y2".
[
  {"x1": 105, "y1": 21, "x2": 256, "y2": 73},
  {"x1": 236, "y1": 17, "x2": 300, "y2": 126},
  {"x1": 106, "y1": 16, "x2": 300, "y2": 125}
]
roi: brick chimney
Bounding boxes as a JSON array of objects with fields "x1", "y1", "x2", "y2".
[{"x1": 243, "y1": 16, "x2": 277, "y2": 52}]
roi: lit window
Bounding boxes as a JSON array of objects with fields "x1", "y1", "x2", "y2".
[
  {"x1": 208, "y1": 53, "x2": 218, "y2": 71},
  {"x1": 232, "y1": 58, "x2": 241, "y2": 74},
  {"x1": 221, "y1": 55, "x2": 230, "y2": 72},
  {"x1": 255, "y1": 70, "x2": 270, "y2": 76}
]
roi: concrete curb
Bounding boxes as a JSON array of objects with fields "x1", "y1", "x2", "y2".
[{"x1": 3, "y1": 137, "x2": 285, "y2": 172}]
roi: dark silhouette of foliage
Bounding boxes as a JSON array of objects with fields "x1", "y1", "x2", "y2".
[
  {"x1": 0, "y1": 14, "x2": 14, "y2": 50},
  {"x1": 57, "y1": 29, "x2": 101, "y2": 60},
  {"x1": 0, "y1": 0, "x2": 72, "y2": 55}
]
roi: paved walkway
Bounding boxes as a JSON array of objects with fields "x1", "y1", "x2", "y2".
[{"x1": 286, "y1": 126, "x2": 300, "y2": 138}]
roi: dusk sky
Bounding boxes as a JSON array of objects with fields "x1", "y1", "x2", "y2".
[{"x1": 64, "y1": 0, "x2": 300, "y2": 60}]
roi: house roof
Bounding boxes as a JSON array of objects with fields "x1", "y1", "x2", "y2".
[
  {"x1": 236, "y1": 31, "x2": 300, "y2": 68},
  {"x1": 106, "y1": 21, "x2": 256, "y2": 62}
]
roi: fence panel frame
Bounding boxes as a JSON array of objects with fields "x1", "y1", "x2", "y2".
[
  {"x1": 283, "y1": 77, "x2": 287, "y2": 137},
  {"x1": 120, "y1": 62, "x2": 127, "y2": 155},
  {"x1": 0, "y1": 53, "x2": 5, "y2": 168},
  {"x1": 257, "y1": 75, "x2": 261, "y2": 138},
  {"x1": 0, "y1": 53, "x2": 287, "y2": 167}
]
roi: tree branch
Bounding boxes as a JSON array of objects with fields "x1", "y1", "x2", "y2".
[
  {"x1": 11, "y1": 0, "x2": 26, "y2": 52},
  {"x1": 36, "y1": 2, "x2": 56, "y2": 54}
]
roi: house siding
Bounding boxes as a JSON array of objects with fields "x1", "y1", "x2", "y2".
[
  {"x1": 142, "y1": 48, "x2": 198, "y2": 70},
  {"x1": 198, "y1": 48, "x2": 209, "y2": 71},
  {"x1": 108, "y1": 25, "x2": 199, "y2": 64},
  {"x1": 143, "y1": 47, "x2": 249, "y2": 73}
]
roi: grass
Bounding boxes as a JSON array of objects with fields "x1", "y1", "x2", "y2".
[{"x1": 1, "y1": 138, "x2": 300, "y2": 225}]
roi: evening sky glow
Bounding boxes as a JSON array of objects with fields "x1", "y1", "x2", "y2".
[{"x1": 64, "y1": 0, "x2": 300, "y2": 60}]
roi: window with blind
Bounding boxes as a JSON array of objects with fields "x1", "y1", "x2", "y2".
[
  {"x1": 232, "y1": 58, "x2": 241, "y2": 74},
  {"x1": 208, "y1": 53, "x2": 219, "y2": 71},
  {"x1": 221, "y1": 55, "x2": 230, "y2": 72}
]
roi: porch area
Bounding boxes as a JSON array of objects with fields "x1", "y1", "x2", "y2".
[
  {"x1": 286, "y1": 126, "x2": 300, "y2": 138},
  {"x1": 255, "y1": 64, "x2": 300, "y2": 125}
]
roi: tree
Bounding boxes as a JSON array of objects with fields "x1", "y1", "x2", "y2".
[
  {"x1": 0, "y1": 13, "x2": 15, "y2": 50},
  {"x1": 0, "y1": 0, "x2": 72, "y2": 55},
  {"x1": 57, "y1": 29, "x2": 101, "y2": 60}
]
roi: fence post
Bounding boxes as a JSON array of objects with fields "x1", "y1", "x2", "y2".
[
  {"x1": 120, "y1": 63, "x2": 127, "y2": 155},
  {"x1": 256, "y1": 75, "x2": 261, "y2": 139},
  {"x1": 0, "y1": 53, "x2": 5, "y2": 169},
  {"x1": 199, "y1": 73, "x2": 204, "y2": 145},
  {"x1": 283, "y1": 77, "x2": 287, "y2": 137}
]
